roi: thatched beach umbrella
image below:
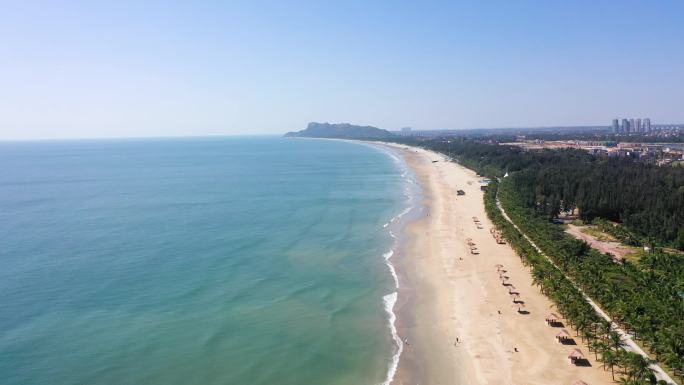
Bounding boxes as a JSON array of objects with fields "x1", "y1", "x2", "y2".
[
  {"x1": 568, "y1": 349, "x2": 585, "y2": 365},
  {"x1": 545, "y1": 313, "x2": 560, "y2": 325},
  {"x1": 556, "y1": 329, "x2": 571, "y2": 342}
]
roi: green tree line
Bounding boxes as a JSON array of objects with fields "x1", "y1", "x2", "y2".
[{"x1": 389, "y1": 136, "x2": 684, "y2": 249}]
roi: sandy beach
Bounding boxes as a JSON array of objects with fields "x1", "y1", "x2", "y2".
[{"x1": 379, "y1": 143, "x2": 615, "y2": 385}]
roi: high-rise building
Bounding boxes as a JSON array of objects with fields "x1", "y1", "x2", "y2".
[
  {"x1": 621, "y1": 119, "x2": 630, "y2": 134},
  {"x1": 636, "y1": 118, "x2": 642, "y2": 133},
  {"x1": 644, "y1": 118, "x2": 651, "y2": 132},
  {"x1": 629, "y1": 119, "x2": 636, "y2": 134},
  {"x1": 612, "y1": 119, "x2": 619, "y2": 133}
]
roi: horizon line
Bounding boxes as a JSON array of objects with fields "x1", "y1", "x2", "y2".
[{"x1": 3, "y1": 122, "x2": 684, "y2": 142}]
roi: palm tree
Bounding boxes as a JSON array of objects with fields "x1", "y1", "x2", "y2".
[
  {"x1": 592, "y1": 340, "x2": 609, "y2": 361},
  {"x1": 617, "y1": 377, "x2": 636, "y2": 385},
  {"x1": 601, "y1": 349, "x2": 619, "y2": 381},
  {"x1": 620, "y1": 351, "x2": 656, "y2": 384},
  {"x1": 608, "y1": 329, "x2": 625, "y2": 352},
  {"x1": 531, "y1": 269, "x2": 545, "y2": 292}
]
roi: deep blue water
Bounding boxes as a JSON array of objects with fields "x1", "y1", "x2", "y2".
[{"x1": 0, "y1": 137, "x2": 407, "y2": 385}]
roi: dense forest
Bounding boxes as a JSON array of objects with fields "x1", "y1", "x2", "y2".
[{"x1": 389, "y1": 136, "x2": 684, "y2": 250}]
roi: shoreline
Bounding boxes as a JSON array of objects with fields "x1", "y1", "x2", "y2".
[
  {"x1": 370, "y1": 142, "x2": 616, "y2": 385},
  {"x1": 364, "y1": 142, "x2": 425, "y2": 385}
]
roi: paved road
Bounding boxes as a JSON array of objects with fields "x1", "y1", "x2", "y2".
[{"x1": 495, "y1": 189, "x2": 677, "y2": 385}]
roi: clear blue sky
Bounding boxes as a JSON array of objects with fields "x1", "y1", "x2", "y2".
[{"x1": 1, "y1": 0, "x2": 683, "y2": 139}]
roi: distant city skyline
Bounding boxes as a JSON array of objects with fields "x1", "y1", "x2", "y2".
[{"x1": 1, "y1": 1, "x2": 683, "y2": 140}]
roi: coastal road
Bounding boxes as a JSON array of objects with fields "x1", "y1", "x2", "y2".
[{"x1": 494, "y1": 187, "x2": 678, "y2": 385}]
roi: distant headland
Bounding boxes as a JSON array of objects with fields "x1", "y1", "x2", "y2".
[{"x1": 284, "y1": 122, "x2": 395, "y2": 139}]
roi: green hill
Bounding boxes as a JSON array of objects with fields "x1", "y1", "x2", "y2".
[{"x1": 284, "y1": 122, "x2": 395, "y2": 139}]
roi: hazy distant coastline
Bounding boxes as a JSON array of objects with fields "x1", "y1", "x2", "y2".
[{"x1": 284, "y1": 122, "x2": 395, "y2": 139}]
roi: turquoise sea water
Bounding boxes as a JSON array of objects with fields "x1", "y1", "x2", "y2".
[{"x1": 0, "y1": 137, "x2": 410, "y2": 385}]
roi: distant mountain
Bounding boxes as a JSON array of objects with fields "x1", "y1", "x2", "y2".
[{"x1": 284, "y1": 122, "x2": 395, "y2": 139}]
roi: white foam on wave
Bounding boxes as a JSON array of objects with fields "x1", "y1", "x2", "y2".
[
  {"x1": 390, "y1": 206, "x2": 412, "y2": 223},
  {"x1": 380, "y1": 292, "x2": 403, "y2": 385},
  {"x1": 383, "y1": 249, "x2": 399, "y2": 288},
  {"x1": 363, "y1": 142, "x2": 419, "y2": 385}
]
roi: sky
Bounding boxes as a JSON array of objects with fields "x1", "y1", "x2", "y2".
[{"x1": 1, "y1": 0, "x2": 683, "y2": 139}]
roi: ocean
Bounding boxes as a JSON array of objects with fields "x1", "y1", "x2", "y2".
[{"x1": 0, "y1": 137, "x2": 416, "y2": 385}]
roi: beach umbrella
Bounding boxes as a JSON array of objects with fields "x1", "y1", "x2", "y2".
[
  {"x1": 556, "y1": 329, "x2": 571, "y2": 340},
  {"x1": 511, "y1": 303, "x2": 525, "y2": 312},
  {"x1": 545, "y1": 313, "x2": 561, "y2": 325},
  {"x1": 495, "y1": 264, "x2": 504, "y2": 268},
  {"x1": 568, "y1": 349, "x2": 585, "y2": 360}
]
